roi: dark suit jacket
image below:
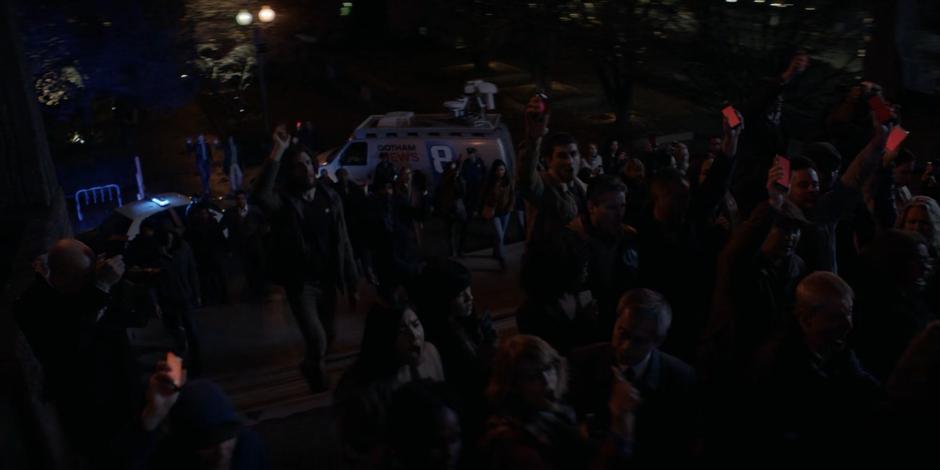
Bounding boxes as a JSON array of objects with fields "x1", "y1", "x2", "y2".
[
  {"x1": 14, "y1": 277, "x2": 139, "y2": 455},
  {"x1": 254, "y1": 158, "x2": 358, "y2": 291},
  {"x1": 747, "y1": 331, "x2": 883, "y2": 457},
  {"x1": 568, "y1": 343, "x2": 698, "y2": 462}
]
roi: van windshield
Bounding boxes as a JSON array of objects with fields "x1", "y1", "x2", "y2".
[{"x1": 340, "y1": 142, "x2": 368, "y2": 166}]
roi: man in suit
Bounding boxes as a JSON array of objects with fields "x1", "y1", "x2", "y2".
[
  {"x1": 745, "y1": 271, "x2": 883, "y2": 458},
  {"x1": 568, "y1": 288, "x2": 698, "y2": 462},
  {"x1": 255, "y1": 125, "x2": 360, "y2": 393},
  {"x1": 222, "y1": 190, "x2": 267, "y2": 296},
  {"x1": 14, "y1": 239, "x2": 137, "y2": 464}
]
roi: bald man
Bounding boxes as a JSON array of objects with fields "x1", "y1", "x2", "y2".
[
  {"x1": 745, "y1": 272, "x2": 883, "y2": 457},
  {"x1": 15, "y1": 238, "x2": 136, "y2": 460}
]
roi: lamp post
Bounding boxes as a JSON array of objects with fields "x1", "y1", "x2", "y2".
[{"x1": 236, "y1": 6, "x2": 275, "y2": 132}]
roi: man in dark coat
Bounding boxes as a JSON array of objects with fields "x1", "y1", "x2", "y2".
[
  {"x1": 460, "y1": 147, "x2": 487, "y2": 217},
  {"x1": 254, "y1": 126, "x2": 359, "y2": 393},
  {"x1": 222, "y1": 190, "x2": 267, "y2": 296},
  {"x1": 568, "y1": 288, "x2": 698, "y2": 463},
  {"x1": 14, "y1": 239, "x2": 139, "y2": 463},
  {"x1": 745, "y1": 272, "x2": 883, "y2": 458}
]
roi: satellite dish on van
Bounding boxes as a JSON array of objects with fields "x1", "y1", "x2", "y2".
[
  {"x1": 465, "y1": 80, "x2": 499, "y2": 110},
  {"x1": 444, "y1": 97, "x2": 469, "y2": 118}
]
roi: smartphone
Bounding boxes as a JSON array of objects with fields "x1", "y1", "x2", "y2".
[
  {"x1": 722, "y1": 105, "x2": 742, "y2": 129},
  {"x1": 885, "y1": 126, "x2": 909, "y2": 152},
  {"x1": 774, "y1": 155, "x2": 791, "y2": 190},
  {"x1": 166, "y1": 351, "x2": 183, "y2": 389},
  {"x1": 868, "y1": 95, "x2": 894, "y2": 124}
]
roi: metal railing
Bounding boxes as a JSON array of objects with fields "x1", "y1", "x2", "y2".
[{"x1": 75, "y1": 184, "x2": 123, "y2": 222}]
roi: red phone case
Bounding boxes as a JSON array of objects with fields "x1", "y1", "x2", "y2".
[
  {"x1": 886, "y1": 126, "x2": 909, "y2": 152},
  {"x1": 722, "y1": 106, "x2": 741, "y2": 128}
]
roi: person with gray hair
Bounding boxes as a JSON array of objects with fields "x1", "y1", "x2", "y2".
[
  {"x1": 568, "y1": 288, "x2": 698, "y2": 462},
  {"x1": 745, "y1": 271, "x2": 883, "y2": 458}
]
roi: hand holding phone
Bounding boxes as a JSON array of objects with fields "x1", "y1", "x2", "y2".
[
  {"x1": 525, "y1": 94, "x2": 550, "y2": 140},
  {"x1": 166, "y1": 351, "x2": 183, "y2": 390},
  {"x1": 773, "y1": 155, "x2": 791, "y2": 190},
  {"x1": 722, "y1": 105, "x2": 742, "y2": 129}
]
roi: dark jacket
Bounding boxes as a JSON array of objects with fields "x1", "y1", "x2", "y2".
[
  {"x1": 795, "y1": 135, "x2": 884, "y2": 273},
  {"x1": 362, "y1": 190, "x2": 428, "y2": 289},
  {"x1": 138, "y1": 380, "x2": 269, "y2": 470},
  {"x1": 746, "y1": 330, "x2": 883, "y2": 458},
  {"x1": 460, "y1": 155, "x2": 487, "y2": 211},
  {"x1": 568, "y1": 344, "x2": 698, "y2": 462},
  {"x1": 703, "y1": 201, "x2": 806, "y2": 381},
  {"x1": 254, "y1": 158, "x2": 358, "y2": 291},
  {"x1": 14, "y1": 277, "x2": 140, "y2": 457},
  {"x1": 566, "y1": 214, "x2": 640, "y2": 339},
  {"x1": 636, "y1": 151, "x2": 734, "y2": 360}
]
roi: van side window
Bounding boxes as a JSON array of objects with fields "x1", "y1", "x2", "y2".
[{"x1": 340, "y1": 142, "x2": 368, "y2": 166}]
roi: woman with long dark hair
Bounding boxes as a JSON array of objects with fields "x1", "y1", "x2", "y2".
[
  {"x1": 335, "y1": 304, "x2": 445, "y2": 467},
  {"x1": 481, "y1": 159, "x2": 515, "y2": 269}
]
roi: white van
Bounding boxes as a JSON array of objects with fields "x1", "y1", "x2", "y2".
[{"x1": 319, "y1": 111, "x2": 515, "y2": 188}]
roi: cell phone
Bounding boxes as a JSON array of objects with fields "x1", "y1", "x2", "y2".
[
  {"x1": 722, "y1": 105, "x2": 742, "y2": 129},
  {"x1": 774, "y1": 155, "x2": 791, "y2": 190},
  {"x1": 885, "y1": 126, "x2": 909, "y2": 152},
  {"x1": 868, "y1": 95, "x2": 894, "y2": 124},
  {"x1": 166, "y1": 351, "x2": 183, "y2": 390}
]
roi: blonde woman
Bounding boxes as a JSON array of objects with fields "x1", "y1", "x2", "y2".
[{"x1": 480, "y1": 335, "x2": 638, "y2": 469}]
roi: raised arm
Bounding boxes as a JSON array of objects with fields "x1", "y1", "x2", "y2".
[
  {"x1": 815, "y1": 113, "x2": 888, "y2": 223},
  {"x1": 516, "y1": 96, "x2": 549, "y2": 204},
  {"x1": 253, "y1": 126, "x2": 292, "y2": 213}
]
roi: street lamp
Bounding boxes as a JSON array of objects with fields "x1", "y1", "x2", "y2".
[
  {"x1": 235, "y1": 6, "x2": 275, "y2": 132},
  {"x1": 258, "y1": 5, "x2": 276, "y2": 23},
  {"x1": 235, "y1": 10, "x2": 253, "y2": 26}
]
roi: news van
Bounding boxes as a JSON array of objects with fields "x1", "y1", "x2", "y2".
[{"x1": 319, "y1": 81, "x2": 515, "y2": 188}]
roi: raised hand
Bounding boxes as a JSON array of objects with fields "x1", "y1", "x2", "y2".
[
  {"x1": 524, "y1": 95, "x2": 550, "y2": 141},
  {"x1": 271, "y1": 124, "x2": 291, "y2": 162},
  {"x1": 767, "y1": 161, "x2": 787, "y2": 210},
  {"x1": 95, "y1": 254, "x2": 125, "y2": 292},
  {"x1": 141, "y1": 359, "x2": 187, "y2": 431}
]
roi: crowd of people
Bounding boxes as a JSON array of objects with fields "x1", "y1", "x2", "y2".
[{"x1": 13, "y1": 51, "x2": 940, "y2": 468}]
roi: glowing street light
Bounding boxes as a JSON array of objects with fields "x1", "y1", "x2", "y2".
[
  {"x1": 236, "y1": 5, "x2": 277, "y2": 132},
  {"x1": 235, "y1": 10, "x2": 253, "y2": 26},
  {"x1": 258, "y1": 5, "x2": 276, "y2": 23}
]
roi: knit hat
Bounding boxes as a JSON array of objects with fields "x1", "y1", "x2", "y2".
[{"x1": 169, "y1": 380, "x2": 242, "y2": 450}]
